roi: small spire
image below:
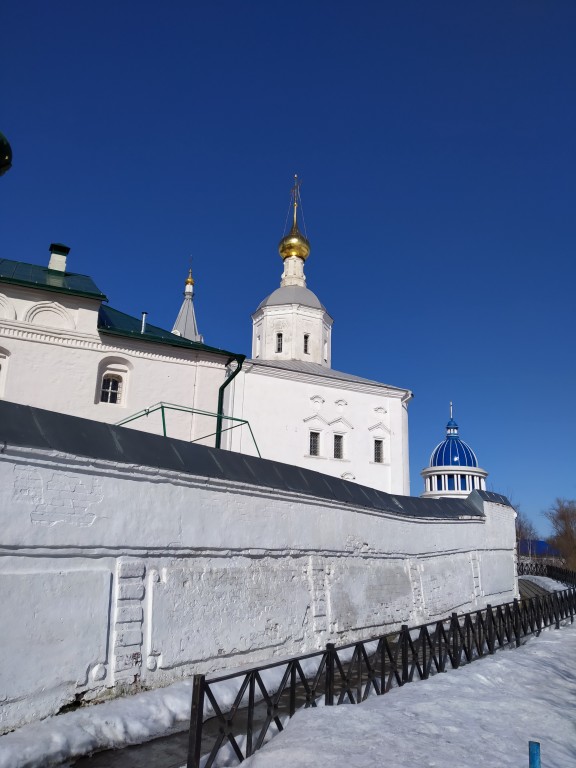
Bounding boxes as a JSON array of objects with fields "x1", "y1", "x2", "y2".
[
  {"x1": 446, "y1": 402, "x2": 458, "y2": 436},
  {"x1": 172, "y1": 266, "x2": 202, "y2": 342},
  {"x1": 292, "y1": 174, "x2": 299, "y2": 229}
]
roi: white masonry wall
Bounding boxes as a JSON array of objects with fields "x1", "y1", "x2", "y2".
[
  {"x1": 228, "y1": 363, "x2": 411, "y2": 495},
  {"x1": 0, "y1": 285, "x2": 228, "y2": 444},
  {"x1": 0, "y1": 444, "x2": 517, "y2": 734}
]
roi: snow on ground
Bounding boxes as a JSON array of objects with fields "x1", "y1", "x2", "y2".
[
  {"x1": 0, "y1": 657, "x2": 318, "y2": 768},
  {"x1": 2, "y1": 618, "x2": 575, "y2": 768},
  {"x1": 520, "y1": 574, "x2": 570, "y2": 592},
  {"x1": 244, "y1": 623, "x2": 576, "y2": 768},
  {"x1": 0, "y1": 681, "x2": 192, "y2": 768}
]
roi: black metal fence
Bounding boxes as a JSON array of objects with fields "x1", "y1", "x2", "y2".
[
  {"x1": 187, "y1": 564, "x2": 576, "y2": 768},
  {"x1": 517, "y1": 561, "x2": 576, "y2": 585}
]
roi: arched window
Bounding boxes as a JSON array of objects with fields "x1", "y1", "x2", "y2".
[
  {"x1": 96, "y1": 357, "x2": 132, "y2": 406},
  {"x1": 100, "y1": 374, "x2": 123, "y2": 404}
]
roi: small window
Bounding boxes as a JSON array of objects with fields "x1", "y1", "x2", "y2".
[
  {"x1": 323, "y1": 339, "x2": 328, "y2": 361},
  {"x1": 460, "y1": 475, "x2": 467, "y2": 491},
  {"x1": 374, "y1": 439, "x2": 383, "y2": 463},
  {"x1": 447, "y1": 474, "x2": 455, "y2": 491},
  {"x1": 333, "y1": 434, "x2": 343, "y2": 459},
  {"x1": 309, "y1": 431, "x2": 320, "y2": 456},
  {"x1": 436, "y1": 476, "x2": 443, "y2": 491},
  {"x1": 276, "y1": 333, "x2": 283, "y2": 353},
  {"x1": 101, "y1": 374, "x2": 123, "y2": 404},
  {"x1": 303, "y1": 334, "x2": 310, "y2": 354}
]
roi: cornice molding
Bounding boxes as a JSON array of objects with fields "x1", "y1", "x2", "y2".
[
  {"x1": 245, "y1": 363, "x2": 409, "y2": 398},
  {"x1": 0, "y1": 320, "x2": 226, "y2": 368}
]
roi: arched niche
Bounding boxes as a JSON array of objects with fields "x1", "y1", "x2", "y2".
[{"x1": 24, "y1": 301, "x2": 75, "y2": 330}]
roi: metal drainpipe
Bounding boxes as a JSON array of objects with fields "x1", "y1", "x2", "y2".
[{"x1": 215, "y1": 354, "x2": 245, "y2": 449}]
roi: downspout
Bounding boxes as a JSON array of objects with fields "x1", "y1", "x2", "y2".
[{"x1": 215, "y1": 354, "x2": 245, "y2": 449}]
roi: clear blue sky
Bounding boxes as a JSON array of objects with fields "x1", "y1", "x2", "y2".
[{"x1": 2, "y1": 1, "x2": 575, "y2": 535}]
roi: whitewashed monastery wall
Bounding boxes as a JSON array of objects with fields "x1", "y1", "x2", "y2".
[{"x1": 0, "y1": 427, "x2": 517, "y2": 734}]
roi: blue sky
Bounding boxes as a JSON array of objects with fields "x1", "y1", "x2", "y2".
[{"x1": 2, "y1": 1, "x2": 575, "y2": 534}]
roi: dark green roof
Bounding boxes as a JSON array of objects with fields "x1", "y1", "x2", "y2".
[
  {"x1": 0, "y1": 258, "x2": 107, "y2": 300},
  {"x1": 98, "y1": 305, "x2": 241, "y2": 359}
]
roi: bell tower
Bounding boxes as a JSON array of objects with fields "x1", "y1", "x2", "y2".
[{"x1": 251, "y1": 177, "x2": 333, "y2": 366}]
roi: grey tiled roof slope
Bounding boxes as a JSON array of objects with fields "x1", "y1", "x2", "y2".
[
  {"x1": 247, "y1": 358, "x2": 410, "y2": 392},
  {"x1": 0, "y1": 400, "x2": 504, "y2": 520}
]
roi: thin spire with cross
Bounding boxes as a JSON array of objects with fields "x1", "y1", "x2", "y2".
[{"x1": 291, "y1": 174, "x2": 300, "y2": 228}]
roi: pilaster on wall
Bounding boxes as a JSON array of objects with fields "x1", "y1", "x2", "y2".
[
  {"x1": 408, "y1": 560, "x2": 424, "y2": 620},
  {"x1": 113, "y1": 560, "x2": 146, "y2": 684},
  {"x1": 307, "y1": 556, "x2": 329, "y2": 643},
  {"x1": 471, "y1": 551, "x2": 482, "y2": 599}
]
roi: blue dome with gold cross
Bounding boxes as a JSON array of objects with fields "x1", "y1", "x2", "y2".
[{"x1": 429, "y1": 411, "x2": 478, "y2": 468}]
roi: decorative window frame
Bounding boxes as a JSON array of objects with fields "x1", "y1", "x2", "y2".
[{"x1": 95, "y1": 357, "x2": 132, "y2": 407}]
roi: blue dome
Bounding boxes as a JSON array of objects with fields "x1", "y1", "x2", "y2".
[{"x1": 429, "y1": 417, "x2": 478, "y2": 468}]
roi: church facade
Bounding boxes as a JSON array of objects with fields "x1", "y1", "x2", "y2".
[
  {"x1": 226, "y1": 179, "x2": 412, "y2": 494},
  {"x1": 0, "y1": 244, "x2": 240, "y2": 445}
]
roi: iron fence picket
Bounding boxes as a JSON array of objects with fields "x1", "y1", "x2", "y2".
[{"x1": 186, "y1": 674, "x2": 205, "y2": 768}]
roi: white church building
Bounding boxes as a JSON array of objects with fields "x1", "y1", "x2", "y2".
[
  {"x1": 0, "y1": 178, "x2": 516, "y2": 739},
  {"x1": 226, "y1": 180, "x2": 412, "y2": 494},
  {"x1": 0, "y1": 181, "x2": 412, "y2": 493},
  {"x1": 0, "y1": 244, "x2": 242, "y2": 446}
]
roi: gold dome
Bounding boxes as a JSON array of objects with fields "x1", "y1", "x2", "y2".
[
  {"x1": 278, "y1": 223, "x2": 311, "y2": 261},
  {"x1": 185, "y1": 268, "x2": 194, "y2": 286},
  {"x1": 278, "y1": 174, "x2": 310, "y2": 260}
]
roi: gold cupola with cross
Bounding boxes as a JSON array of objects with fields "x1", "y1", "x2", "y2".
[{"x1": 278, "y1": 175, "x2": 311, "y2": 262}]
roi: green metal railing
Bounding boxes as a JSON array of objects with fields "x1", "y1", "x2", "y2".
[{"x1": 115, "y1": 402, "x2": 261, "y2": 457}]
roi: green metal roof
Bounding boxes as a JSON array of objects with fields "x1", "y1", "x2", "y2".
[
  {"x1": 0, "y1": 258, "x2": 107, "y2": 300},
  {"x1": 98, "y1": 305, "x2": 242, "y2": 359}
]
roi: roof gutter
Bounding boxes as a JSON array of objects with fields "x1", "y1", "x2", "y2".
[{"x1": 215, "y1": 354, "x2": 246, "y2": 449}]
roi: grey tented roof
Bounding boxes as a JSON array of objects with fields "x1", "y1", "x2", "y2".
[
  {"x1": 257, "y1": 285, "x2": 327, "y2": 312},
  {"x1": 0, "y1": 400, "x2": 500, "y2": 521},
  {"x1": 247, "y1": 358, "x2": 410, "y2": 393},
  {"x1": 172, "y1": 294, "x2": 201, "y2": 342}
]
